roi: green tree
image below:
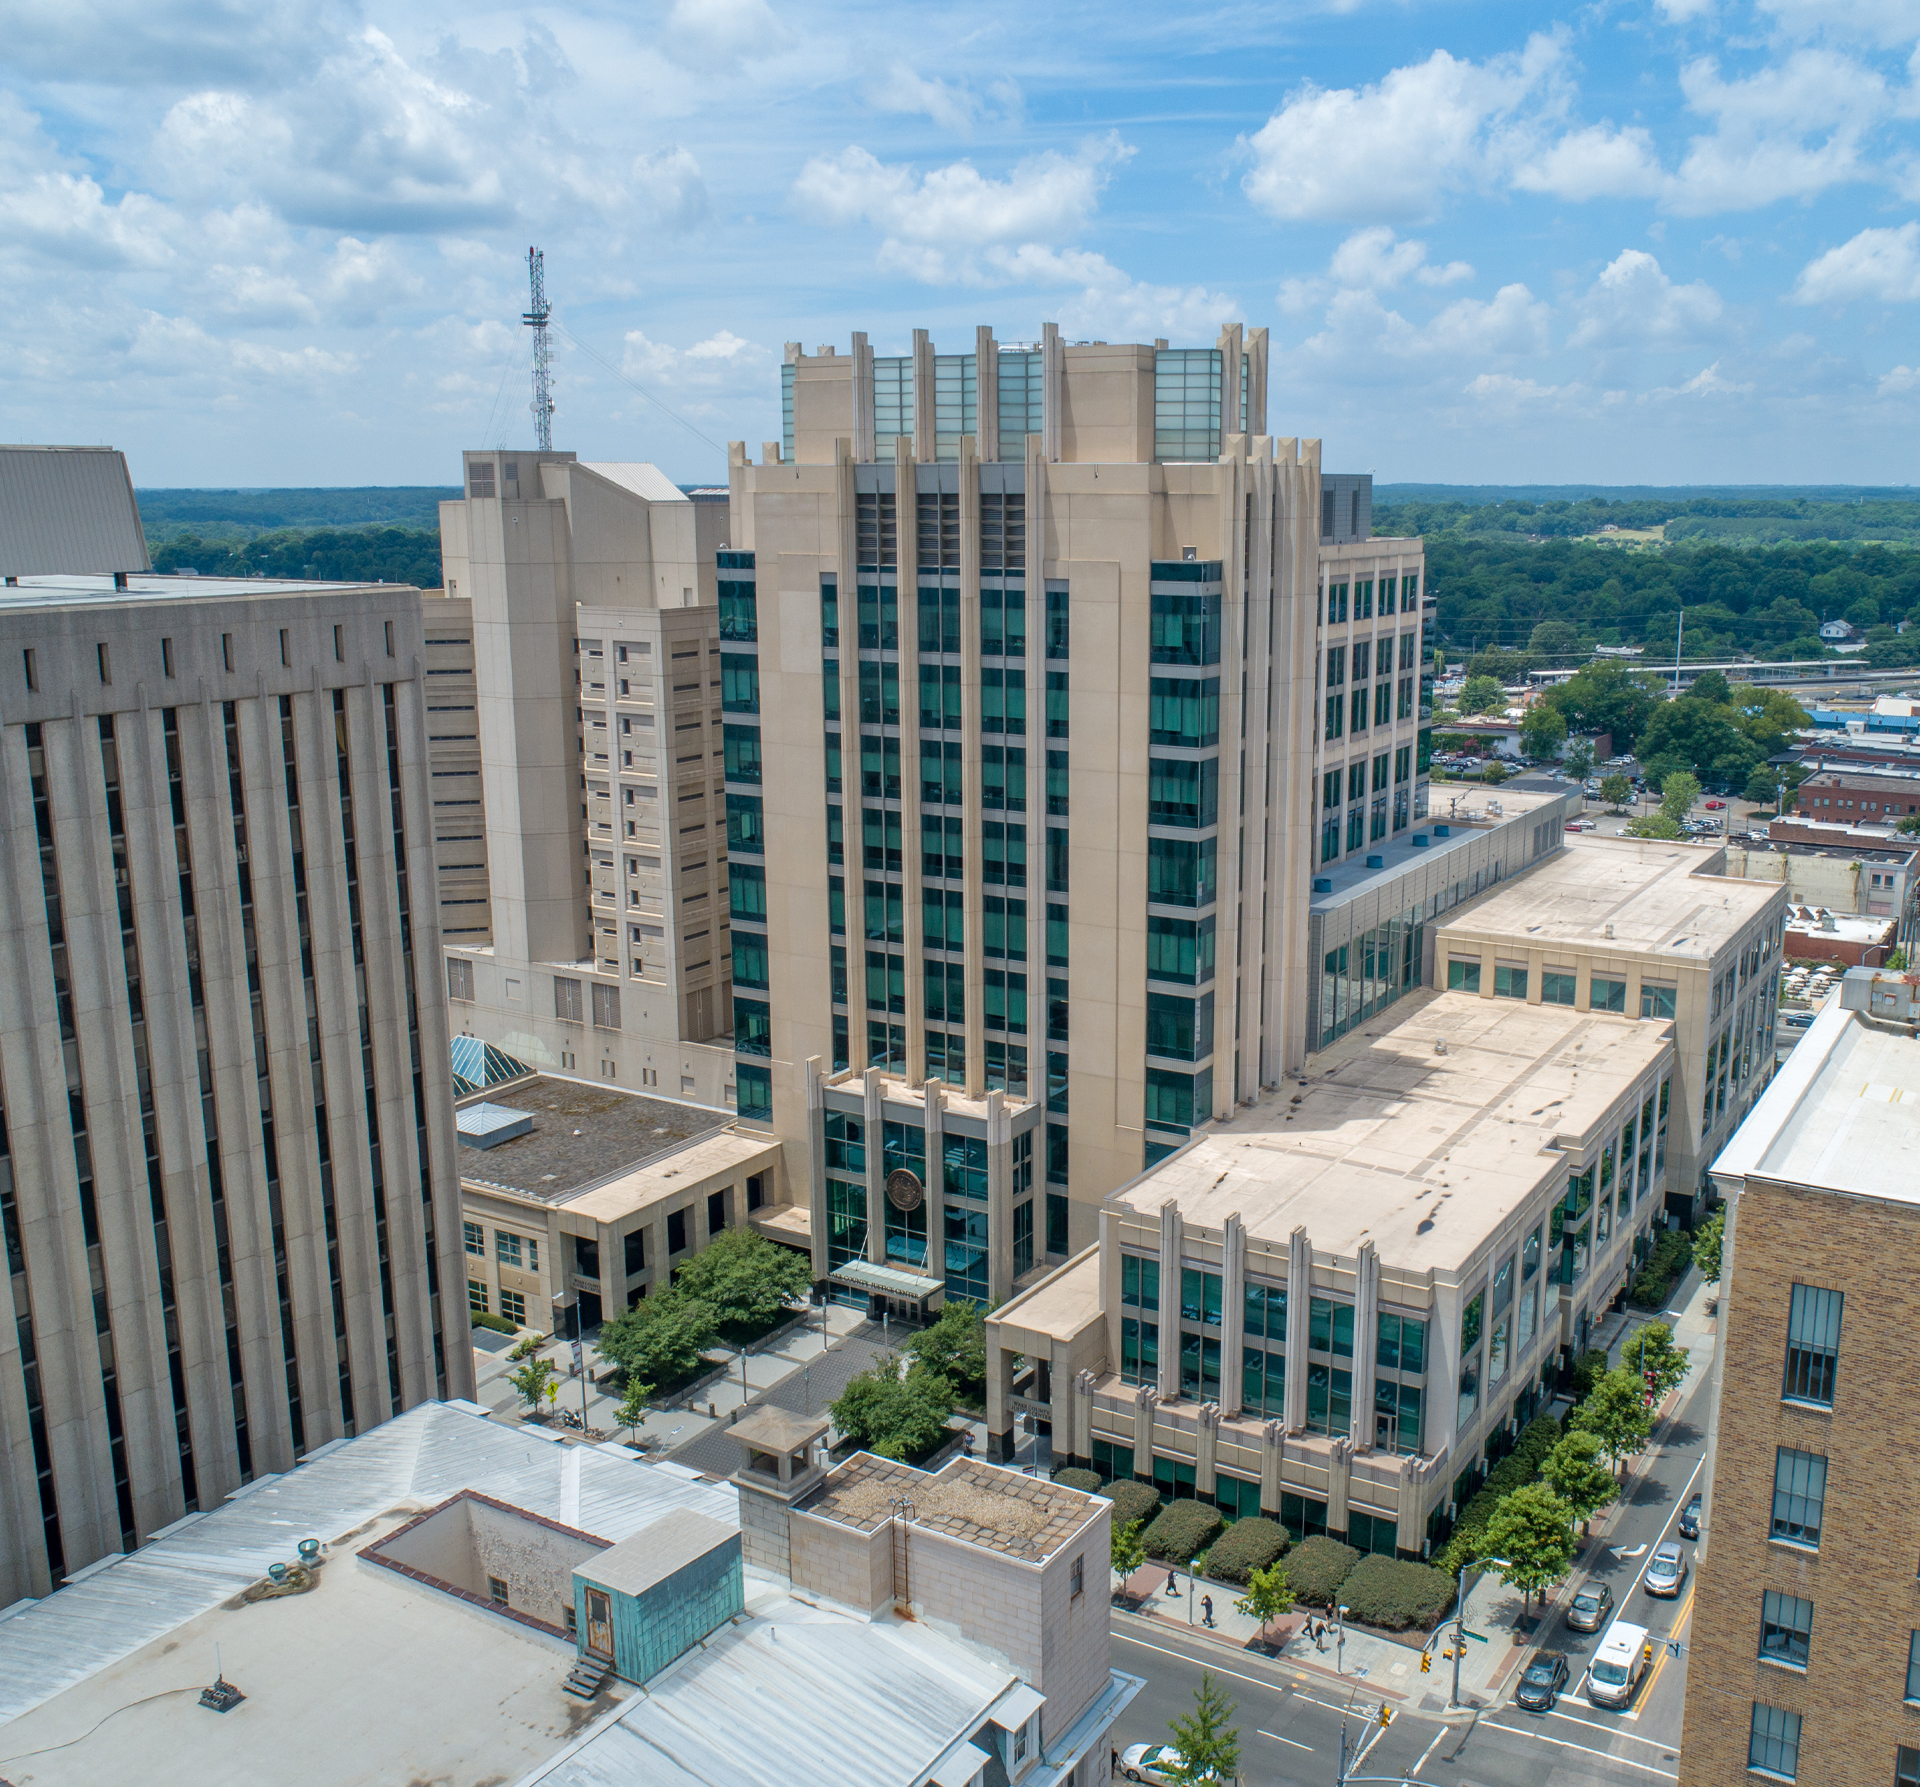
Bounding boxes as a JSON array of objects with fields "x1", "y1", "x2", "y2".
[
  {"x1": 509, "y1": 1355, "x2": 559, "y2": 1412},
  {"x1": 1638, "y1": 700, "x2": 1764, "y2": 791},
  {"x1": 616, "y1": 1377, "x2": 654, "y2": 1442},
  {"x1": 1548, "y1": 660, "x2": 1658, "y2": 753},
  {"x1": 1521, "y1": 703, "x2": 1569, "y2": 761},
  {"x1": 1234, "y1": 1562, "x2": 1296, "y2": 1648},
  {"x1": 1112, "y1": 1518, "x2": 1148, "y2": 1593},
  {"x1": 669, "y1": 1228, "x2": 813, "y2": 1332},
  {"x1": 1528, "y1": 619, "x2": 1584, "y2": 660},
  {"x1": 1459, "y1": 675, "x2": 1505, "y2": 716},
  {"x1": 1659, "y1": 771, "x2": 1703, "y2": 822},
  {"x1": 1734, "y1": 689, "x2": 1810, "y2": 759},
  {"x1": 1744, "y1": 767, "x2": 1781, "y2": 808},
  {"x1": 906, "y1": 1298, "x2": 988, "y2": 1403},
  {"x1": 597, "y1": 1288, "x2": 720, "y2": 1387},
  {"x1": 1898, "y1": 813, "x2": 1920, "y2": 838},
  {"x1": 1466, "y1": 646, "x2": 1532, "y2": 684},
  {"x1": 1165, "y1": 1672, "x2": 1241, "y2": 1786},
  {"x1": 1887, "y1": 947, "x2": 1910, "y2": 970},
  {"x1": 1599, "y1": 772, "x2": 1632, "y2": 810},
  {"x1": 1565, "y1": 741, "x2": 1596, "y2": 782},
  {"x1": 1541, "y1": 1430, "x2": 1618, "y2": 1536},
  {"x1": 1481, "y1": 761, "x2": 1511, "y2": 785},
  {"x1": 831, "y1": 1354, "x2": 955, "y2": 1462},
  {"x1": 1621, "y1": 1321, "x2": 1692, "y2": 1402},
  {"x1": 1688, "y1": 669, "x2": 1733, "y2": 706},
  {"x1": 1625, "y1": 812, "x2": 1685, "y2": 840},
  {"x1": 1478, "y1": 1483, "x2": 1578, "y2": 1612},
  {"x1": 1569, "y1": 1367, "x2": 1655, "y2": 1471}
]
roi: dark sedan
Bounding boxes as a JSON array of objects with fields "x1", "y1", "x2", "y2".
[
  {"x1": 1679, "y1": 1494, "x2": 1702, "y2": 1540},
  {"x1": 1514, "y1": 1651, "x2": 1570, "y2": 1711}
]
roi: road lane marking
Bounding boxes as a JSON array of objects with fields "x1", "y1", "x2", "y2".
[
  {"x1": 1410, "y1": 1728, "x2": 1447, "y2": 1778},
  {"x1": 1484, "y1": 1718, "x2": 1679, "y2": 1779},
  {"x1": 1544, "y1": 1706, "x2": 1688, "y2": 1750},
  {"x1": 1256, "y1": 1729, "x2": 1314, "y2": 1751},
  {"x1": 1112, "y1": 1634, "x2": 1352, "y2": 1712}
]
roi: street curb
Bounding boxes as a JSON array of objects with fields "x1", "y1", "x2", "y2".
[{"x1": 1110, "y1": 1604, "x2": 1417, "y2": 1702}]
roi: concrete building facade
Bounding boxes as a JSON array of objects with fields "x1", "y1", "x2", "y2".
[
  {"x1": 431, "y1": 454, "x2": 738, "y2": 1109},
  {"x1": 0, "y1": 573, "x2": 472, "y2": 1603},
  {"x1": 722, "y1": 322, "x2": 1428, "y2": 1315},
  {"x1": 1679, "y1": 971, "x2": 1920, "y2": 1787}
]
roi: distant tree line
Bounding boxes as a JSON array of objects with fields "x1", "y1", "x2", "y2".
[
  {"x1": 1399, "y1": 533, "x2": 1920, "y2": 668},
  {"x1": 1378, "y1": 493, "x2": 1920, "y2": 544},
  {"x1": 150, "y1": 527, "x2": 443, "y2": 590}
]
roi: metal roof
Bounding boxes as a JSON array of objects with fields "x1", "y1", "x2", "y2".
[
  {"x1": 0, "y1": 446, "x2": 149, "y2": 577},
  {"x1": 520, "y1": 1599, "x2": 1021, "y2": 1787},
  {"x1": 0, "y1": 1402, "x2": 737, "y2": 1728}
]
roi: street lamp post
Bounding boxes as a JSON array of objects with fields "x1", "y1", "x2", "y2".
[
  {"x1": 1336, "y1": 1603, "x2": 1348, "y2": 1676},
  {"x1": 1451, "y1": 1557, "x2": 1512, "y2": 1710}
]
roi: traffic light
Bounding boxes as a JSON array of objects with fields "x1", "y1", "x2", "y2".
[
  {"x1": 1419, "y1": 1650, "x2": 1432, "y2": 1673},
  {"x1": 1378, "y1": 1707, "x2": 1395, "y2": 1729}
]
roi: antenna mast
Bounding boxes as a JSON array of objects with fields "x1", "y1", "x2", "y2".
[{"x1": 524, "y1": 246, "x2": 554, "y2": 451}]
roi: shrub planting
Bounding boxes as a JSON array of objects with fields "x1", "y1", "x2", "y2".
[
  {"x1": 1629, "y1": 1228, "x2": 1695, "y2": 1309},
  {"x1": 1051, "y1": 1467, "x2": 1102, "y2": 1494},
  {"x1": 1279, "y1": 1535, "x2": 1360, "y2": 1607},
  {"x1": 1102, "y1": 1480, "x2": 1163, "y2": 1531},
  {"x1": 1338, "y1": 1555, "x2": 1457, "y2": 1632},
  {"x1": 1142, "y1": 1498, "x2": 1224, "y2": 1565},
  {"x1": 1203, "y1": 1517, "x2": 1291, "y2": 1586}
]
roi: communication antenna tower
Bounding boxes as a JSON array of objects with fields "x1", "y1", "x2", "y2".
[{"x1": 524, "y1": 246, "x2": 554, "y2": 451}]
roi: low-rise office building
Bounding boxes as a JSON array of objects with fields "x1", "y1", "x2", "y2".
[
  {"x1": 456, "y1": 1074, "x2": 784, "y2": 1336},
  {"x1": 1432, "y1": 835, "x2": 1787, "y2": 1219},
  {"x1": 1679, "y1": 970, "x2": 1920, "y2": 1787},
  {"x1": 988, "y1": 987, "x2": 1673, "y2": 1534},
  {"x1": 1781, "y1": 904, "x2": 1896, "y2": 968},
  {"x1": 0, "y1": 1398, "x2": 1137, "y2": 1787},
  {"x1": 1728, "y1": 831, "x2": 1918, "y2": 940}
]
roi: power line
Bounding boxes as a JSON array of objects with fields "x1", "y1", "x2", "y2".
[{"x1": 551, "y1": 322, "x2": 728, "y2": 456}]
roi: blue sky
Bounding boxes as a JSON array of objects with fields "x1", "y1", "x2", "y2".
[{"x1": 5, "y1": 0, "x2": 1920, "y2": 487}]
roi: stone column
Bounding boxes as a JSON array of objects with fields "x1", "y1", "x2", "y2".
[
  {"x1": 922, "y1": 1080, "x2": 946, "y2": 1296},
  {"x1": 986, "y1": 1090, "x2": 1013, "y2": 1304},
  {"x1": 974, "y1": 325, "x2": 999, "y2": 464},
  {"x1": 1220, "y1": 1211, "x2": 1246, "y2": 1417},
  {"x1": 1398, "y1": 1453, "x2": 1439, "y2": 1557},
  {"x1": 1131, "y1": 1384, "x2": 1158, "y2": 1482},
  {"x1": 1195, "y1": 1402, "x2": 1220, "y2": 1500},
  {"x1": 1326, "y1": 1435, "x2": 1352, "y2": 1541},
  {"x1": 1351, "y1": 1240, "x2": 1380, "y2": 1449},
  {"x1": 1156, "y1": 1199, "x2": 1181, "y2": 1402},
  {"x1": 1283, "y1": 1224, "x2": 1311, "y2": 1431},
  {"x1": 863, "y1": 1068, "x2": 886, "y2": 1268},
  {"x1": 1260, "y1": 1419, "x2": 1286, "y2": 1517},
  {"x1": 1072, "y1": 1368, "x2": 1095, "y2": 1470}
]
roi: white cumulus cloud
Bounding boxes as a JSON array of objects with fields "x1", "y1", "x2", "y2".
[
  {"x1": 1570, "y1": 249, "x2": 1725, "y2": 348},
  {"x1": 869, "y1": 63, "x2": 1020, "y2": 134},
  {"x1": 1791, "y1": 222, "x2": 1920, "y2": 302}
]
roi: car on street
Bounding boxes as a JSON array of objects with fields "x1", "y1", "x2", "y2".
[
  {"x1": 1119, "y1": 1744, "x2": 1216, "y2": 1784},
  {"x1": 1514, "y1": 1651, "x2": 1571, "y2": 1711},
  {"x1": 1679, "y1": 1494, "x2": 1702, "y2": 1540},
  {"x1": 1782, "y1": 1012, "x2": 1817, "y2": 1031},
  {"x1": 1587, "y1": 1619, "x2": 1651, "y2": 1710},
  {"x1": 1567, "y1": 1581, "x2": 1614, "y2": 1632},
  {"x1": 1644, "y1": 1540, "x2": 1689, "y2": 1597}
]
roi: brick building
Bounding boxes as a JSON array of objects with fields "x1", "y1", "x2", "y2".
[
  {"x1": 1791, "y1": 764, "x2": 1920, "y2": 824},
  {"x1": 1679, "y1": 969, "x2": 1920, "y2": 1787}
]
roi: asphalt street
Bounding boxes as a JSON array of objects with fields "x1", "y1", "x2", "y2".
[{"x1": 1110, "y1": 1299, "x2": 1716, "y2": 1786}]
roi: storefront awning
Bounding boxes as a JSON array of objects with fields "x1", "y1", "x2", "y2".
[{"x1": 829, "y1": 1260, "x2": 944, "y2": 1300}]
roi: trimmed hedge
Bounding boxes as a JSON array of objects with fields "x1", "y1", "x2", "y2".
[
  {"x1": 1629, "y1": 1228, "x2": 1695, "y2": 1309},
  {"x1": 1338, "y1": 1555, "x2": 1456, "y2": 1632},
  {"x1": 1435, "y1": 1412, "x2": 1564, "y2": 1576},
  {"x1": 1051, "y1": 1468, "x2": 1103, "y2": 1494},
  {"x1": 471, "y1": 1312, "x2": 520, "y2": 1335},
  {"x1": 1279, "y1": 1535, "x2": 1360, "y2": 1607},
  {"x1": 1142, "y1": 1498, "x2": 1224, "y2": 1565},
  {"x1": 1103, "y1": 1479, "x2": 1164, "y2": 1531},
  {"x1": 1203, "y1": 1517, "x2": 1291, "y2": 1586}
]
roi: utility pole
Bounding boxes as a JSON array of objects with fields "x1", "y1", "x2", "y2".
[{"x1": 524, "y1": 246, "x2": 554, "y2": 452}]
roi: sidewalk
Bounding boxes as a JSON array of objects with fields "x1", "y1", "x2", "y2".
[{"x1": 1110, "y1": 1265, "x2": 1719, "y2": 1713}]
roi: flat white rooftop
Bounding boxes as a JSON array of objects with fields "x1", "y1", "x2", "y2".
[
  {"x1": 1112, "y1": 988, "x2": 1669, "y2": 1274},
  {"x1": 1441, "y1": 834, "x2": 1779, "y2": 960},
  {"x1": 1714, "y1": 1001, "x2": 1920, "y2": 1206},
  {"x1": 0, "y1": 573, "x2": 394, "y2": 609}
]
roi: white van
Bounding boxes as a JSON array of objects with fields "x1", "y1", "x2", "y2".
[{"x1": 1586, "y1": 1619, "x2": 1650, "y2": 1709}]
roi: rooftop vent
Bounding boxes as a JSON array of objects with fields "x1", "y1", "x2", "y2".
[
  {"x1": 1313, "y1": 876, "x2": 1333, "y2": 893},
  {"x1": 455, "y1": 1103, "x2": 533, "y2": 1149},
  {"x1": 1411, "y1": 833, "x2": 1429, "y2": 849},
  {"x1": 1366, "y1": 854, "x2": 1384, "y2": 868},
  {"x1": 1433, "y1": 824, "x2": 1451, "y2": 837}
]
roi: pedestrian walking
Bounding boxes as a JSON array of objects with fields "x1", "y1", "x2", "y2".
[
  {"x1": 1165, "y1": 1569, "x2": 1179, "y2": 1598},
  {"x1": 1201, "y1": 1595, "x2": 1214, "y2": 1627}
]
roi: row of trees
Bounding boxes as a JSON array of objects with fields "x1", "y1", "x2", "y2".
[
  {"x1": 829, "y1": 1300, "x2": 988, "y2": 1462},
  {"x1": 1473, "y1": 1324, "x2": 1693, "y2": 1609}
]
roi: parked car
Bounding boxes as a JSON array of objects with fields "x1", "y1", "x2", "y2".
[
  {"x1": 1644, "y1": 1540, "x2": 1689, "y2": 1597},
  {"x1": 1679, "y1": 1494, "x2": 1702, "y2": 1540},
  {"x1": 1120, "y1": 1745, "x2": 1217, "y2": 1785},
  {"x1": 1704, "y1": 799, "x2": 1726, "y2": 809},
  {"x1": 1514, "y1": 1651, "x2": 1571, "y2": 1711},
  {"x1": 1567, "y1": 1582, "x2": 1614, "y2": 1632}
]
